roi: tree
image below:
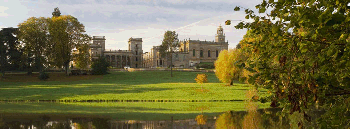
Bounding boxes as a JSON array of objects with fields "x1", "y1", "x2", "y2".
[
  {"x1": 214, "y1": 49, "x2": 245, "y2": 86},
  {"x1": 52, "y1": 7, "x2": 61, "y2": 17},
  {"x1": 73, "y1": 36, "x2": 91, "y2": 70},
  {"x1": 159, "y1": 31, "x2": 179, "y2": 77},
  {"x1": 48, "y1": 15, "x2": 90, "y2": 75},
  {"x1": 195, "y1": 73, "x2": 208, "y2": 90},
  {"x1": 231, "y1": 0, "x2": 350, "y2": 127},
  {"x1": 18, "y1": 17, "x2": 49, "y2": 74},
  {"x1": 91, "y1": 56, "x2": 109, "y2": 75},
  {"x1": 0, "y1": 28, "x2": 25, "y2": 77},
  {"x1": 0, "y1": 28, "x2": 6, "y2": 77}
]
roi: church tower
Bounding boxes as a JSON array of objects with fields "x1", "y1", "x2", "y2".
[{"x1": 215, "y1": 25, "x2": 225, "y2": 43}]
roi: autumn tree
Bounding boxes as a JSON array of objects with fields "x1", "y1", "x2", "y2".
[
  {"x1": 214, "y1": 49, "x2": 245, "y2": 86},
  {"x1": 229, "y1": 0, "x2": 350, "y2": 127},
  {"x1": 159, "y1": 30, "x2": 179, "y2": 77},
  {"x1": 18, "y1": 17, "x2": 49, "y2": 74},
  {"x1": 48, "y1": 9, "x2": 90, "y2": 75},
  {"x1": 73, "y1": 36, "x2": 91, "y2": 70}
]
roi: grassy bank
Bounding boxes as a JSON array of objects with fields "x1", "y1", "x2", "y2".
[
  {"x1": 0, "y1": 102, "x2": 270, "y2": 120},
  {"x1": 0, "y1": 71, "x2": 267, "y2": 101}
]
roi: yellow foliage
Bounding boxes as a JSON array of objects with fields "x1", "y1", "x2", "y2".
[
  {"x1": 215, "y1": 111, "x2": 237, "y2": 129},
  {"x1": 242, "y1": 89, "x2": 261, "y2": 129},
  {"x1": 242, "y1": 109, "x2": 261, "y2": 129},
  {"x1": 195, "y1": 74, "x2": 208, "y2": 83},
  {"x1": 215, "y1": 49, "x2": 244, "y2": 85},
  {"x1": 195, "y1": 114, "x2": 208, "y2": 125}
]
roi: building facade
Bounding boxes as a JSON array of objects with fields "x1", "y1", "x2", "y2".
[
  {"x1": 142, "y1": 25, "x2": 229, "y2": 68},
  {"x1": 86, "y1": 25, "x2": 228, "y2": 68},
  {"x1": 89, "y1": 36, "x2": 143, "y2": 68}
]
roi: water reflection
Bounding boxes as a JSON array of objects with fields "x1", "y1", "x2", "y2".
[
  {"x1": 0, "y1": 108, "x2": 290, "y2": 129},
  {"x1": 0, "y1": 115, "x2": 217, "y2": 129}
]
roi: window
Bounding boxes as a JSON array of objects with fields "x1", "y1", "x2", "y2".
[
  {"x1": 136, "y1": 57, "x2": 138, "y2": 61},
  {"x1": 200, "y1": 50, "x2": 203, "y2": 57},
  {"x1": 193, "y1": 49, "x2": 195, "y2": 57},
  {"x1": 208, "y1": 50, "x2": 211, "y2": 57},
  {"x1": 216, "y1": 50, "x2": 219, "y2": 57},
  {"x1": 136, "y1": 51, "x2": 138, "y2": 55},
  {"x1": 160, "y1": 60, "x2": 162, "y2": 65}
]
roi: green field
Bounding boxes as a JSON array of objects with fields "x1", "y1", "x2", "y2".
[
  {"x1": 0, "y1": 71, "x2": 270, "y2": 120},
  {"x1": 0, "y1": 71, "x2": 267, "y2": 101}
]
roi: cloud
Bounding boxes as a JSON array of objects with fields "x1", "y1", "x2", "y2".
[
  {"x1": 0, "y1": 6, "x2": 9, "y2": 17},
  {"x1": 1, "y1": 0, "x2": 259, "y2": 52},
  {"x1": 156, "y1": 18, "x2": 167, "y2": 23}
]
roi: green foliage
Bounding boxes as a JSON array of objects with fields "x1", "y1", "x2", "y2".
[
  {"x1": 73, "y1": 39, "x2": 91, "y2": 70},
  {"x1": 38, "y1": 72, "x2": 49, "y2": 81},
  {"x1": 232, "y1": 0, "x2": 350, "y2": 127},
  {"x1": 18, "y1": 8, "x2": 90, "y2": 75},
  {"x1": 47, "y1": 15, "x2": 90, "y2": 75},
  {"x1": 52, "y1": 7, "x2": 61, "y2": 17},
  {"x1": 159, "y1": 30, "x2": 180, "y2": 77},
  {"x1": 91, "y1": 57, "x2": 109, "y2": 75},
  {"x1": 18, "y1": 17, "x2": 49, "y2": 73},
  {"x1": 195, "y1": 62, "x2": 214, "y2": 69},
  {"x1": 0, "y1": 28, "x2": 25, "y2": 73}
]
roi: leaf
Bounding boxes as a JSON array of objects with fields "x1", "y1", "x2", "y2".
[
  {"x1": 225, "y1": 20, "x2": 231, "y2": 25},
  {"x1": 234, "y1": 6, "x2": 240, "y2": 11}
]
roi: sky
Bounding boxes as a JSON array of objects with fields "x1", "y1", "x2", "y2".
[{"x1": 0, "y1": 0, "x2": 262, "y2": 52}]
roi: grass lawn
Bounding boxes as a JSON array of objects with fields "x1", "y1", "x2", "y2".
[{"x1": 0, "y1": 71, "x2": 268, "y2": 101}]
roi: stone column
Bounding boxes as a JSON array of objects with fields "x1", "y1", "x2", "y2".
[
  {"x1": 130, "y1": 55, "x2": 133, "y2": 68},
  {"x1": 118, "y1": 55, "x2": 121, "y2": 68},
  {"x1": 124, "y1": 55, "x2": 127, "y2": 66}
]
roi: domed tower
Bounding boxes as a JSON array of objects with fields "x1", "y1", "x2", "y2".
[{"x1": 215, "y1": 25, "x2": 225, "y2": 43}]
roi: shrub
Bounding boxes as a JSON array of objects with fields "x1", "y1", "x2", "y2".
[
  {"x1": 38, "y1": 72, "x2": 49, "y2": 80},
  {"x1": 195, "y1": 73, "x2": 208, "y2": 83},
  {"x1": 91, "y1": 57, "x2": 110, "y2": 75},
  {"x1": 195, "y1": 63, "x2": 215, "y2": 69}
]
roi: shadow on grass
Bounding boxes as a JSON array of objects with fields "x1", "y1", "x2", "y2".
[
  {"x1": 0, "y1": 102, "x2": 244, "y2": 120},
  {"x1": 0, "y1": 71, "x2": 255, "y2": 100}
]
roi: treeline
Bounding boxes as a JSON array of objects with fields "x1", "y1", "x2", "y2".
[{"x1": 0, "y1": 8, "x2": 91, "y2": 77}]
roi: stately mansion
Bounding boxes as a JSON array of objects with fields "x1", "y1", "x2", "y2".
[{"x1": 86, "y1": 25, "x2": 228, "y2": 68}]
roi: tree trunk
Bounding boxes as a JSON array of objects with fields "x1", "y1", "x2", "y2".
[
  {"x1": 65, "y1": 62, "x2": 69, "y2": 76},
  {"x1": 230, "y1": 78, "x2": 234, "y2": 86}
]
